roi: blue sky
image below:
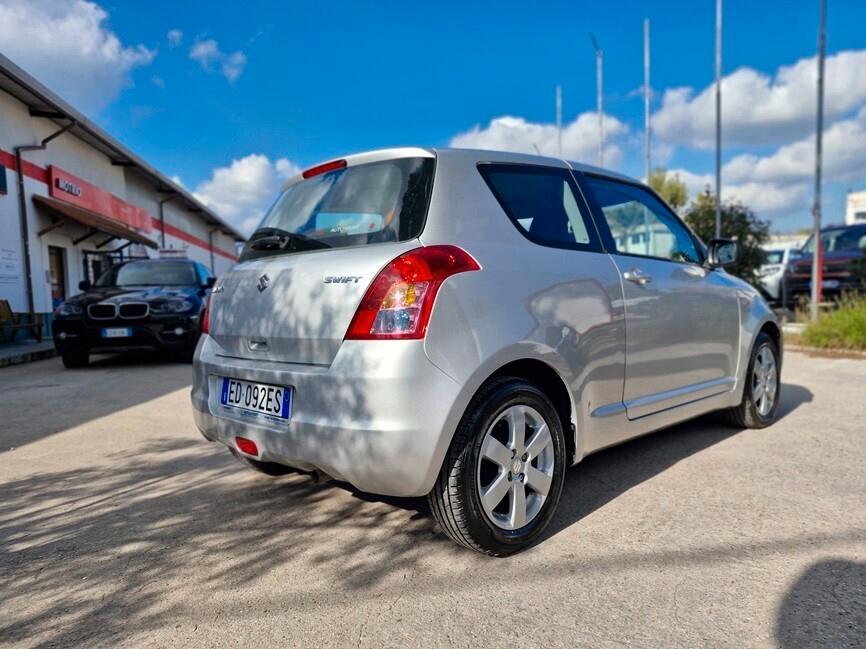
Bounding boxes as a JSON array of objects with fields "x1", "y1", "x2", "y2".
[{"x1": 3, "y1": 0, "x2": 866, "y2": 234}]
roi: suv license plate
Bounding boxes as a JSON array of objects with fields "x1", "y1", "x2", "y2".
[
  {"x1": 219, "y1": 377, "x2": 292, "y2": 421},
  {"x1": 102, "y1": 327, "x2": 132, "y2": 338}
]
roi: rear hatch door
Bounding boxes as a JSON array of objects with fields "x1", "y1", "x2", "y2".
[{"x1": 208, "y1": 150, "x2": 435, "y2": 365}]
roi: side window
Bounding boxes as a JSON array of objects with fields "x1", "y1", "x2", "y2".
[
  {"x1": 584, "y1": 176, "x2": 701, "y2": 264},
  {"x1": 478, "y1": 164, "x2": 599, "y2": 251},
  {"x1": 195, "y1": 262, "x2": 211, "y2": 285}
]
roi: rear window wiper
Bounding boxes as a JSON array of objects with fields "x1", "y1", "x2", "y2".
[{"x1": 250, "y1": 234, "x2": 290, "y2": 250}]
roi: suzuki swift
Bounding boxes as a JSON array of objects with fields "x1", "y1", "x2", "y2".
[{"x1": 191, "y1": 147, "x2": 782, "y2": 556}]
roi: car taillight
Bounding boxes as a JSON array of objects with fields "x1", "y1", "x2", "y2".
[
  {"x1": 201, "y1": 296, "x2": 210, "y2": 334},
  {"x1": 345, "y1": 245, "x2": 480, "y2": 340}
]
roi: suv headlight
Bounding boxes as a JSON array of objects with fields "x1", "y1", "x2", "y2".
[
  {"x1": 151, "y1": 300, "x2": 194, "y2": 314},
  {"x1": 56, "y1": 303, "x2": 83, "y2": 317}
]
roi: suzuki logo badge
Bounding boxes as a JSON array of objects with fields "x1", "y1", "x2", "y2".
[{"x1": 257, "y1": 274, "x2": 270, "y2": 292}]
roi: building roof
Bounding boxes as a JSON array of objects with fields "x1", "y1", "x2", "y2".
[{"x1": 0, "y1": 52, "x2": 245, "y2": 242}]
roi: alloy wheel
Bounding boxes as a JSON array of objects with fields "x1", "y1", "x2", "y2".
[
  {"x1": 752, "y1": 344, "x2": 778, "y2": 417},
  {"x1": 476, "y1": 404, "x2": 556, "y2": 531}
]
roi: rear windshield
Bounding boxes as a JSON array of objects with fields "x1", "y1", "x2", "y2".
[
  {"x1": 763, "y1": 250, "x2": 784, "y2": 264},
  {"x1": 802, "y1": 226, "x2": 866, "y2": 253},
  {"x1": 96, "y1": 261, "x2": 198, "y2": 287},
  {"x1": 240, "y1": 157, "x2": 435, "y2": 261}
]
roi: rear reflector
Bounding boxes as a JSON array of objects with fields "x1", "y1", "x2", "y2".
[
  {"x1": 302, "y1": 159, "x2": 347, "y2": 179},
  {"x1": 345, "y1": 245, "x2": 480, "y2": 340},
  {"x1": 235, "y1": 436, "x2": 259, "y2": 456}
]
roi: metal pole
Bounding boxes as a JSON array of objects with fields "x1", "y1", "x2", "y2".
[
  {"x1": 591, "y1": 34, "x2": 604, "y2": 167},
  {"x1": 811, "y1": 0, "x2": 827, "y2": 322},
  {"x1": 13, "y1": 121, "x2": 75, "y2": 317},
  {"x1": 556, "y1": 85, "x2": 562, "y2": 157},
  {"x1": 715, "y1": 0, "x2": 723, "y2": 239},
  {"x1": 644, "y1": 18, "x2": 651, "y2": 181}
]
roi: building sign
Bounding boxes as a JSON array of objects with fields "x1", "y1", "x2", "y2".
[
  {"x1": 55, "y1": 176, "x2": 82, "y2": 196},
  {"x1": 47, "y1": 166, "x2": 152, "y2": 232}
]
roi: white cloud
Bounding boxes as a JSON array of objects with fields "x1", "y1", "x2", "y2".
[
  {"x1": 450, "y1": 112, "x2": 628, "y2": 168},
  {"x1": 167, "y1": 29, "x2": 183, "y2": 48},
  {"x1": 193, "y1": 154, "x2": 300, "y2": 235},
  {"x1": 0, "y1": 0, "x2": 155, "y2": 114},
  {"x1": 723, "y1": 106, "x2": 866, "y2": 187},
  {"x1": 654, "y1": 49, "x2": 866, "y2": 149},
  {"x1": 671, "y1": 168, "x2": 810, "y2": 214},
  {"x1": 221, "y1": 51, "x2": 247, "y2": 83},
  {"x1": 189, "y1": 39, "x2": 221, "y2": 67},
  {"x1": 189, "y1": 38, "x2": 247, "y2": 83}
]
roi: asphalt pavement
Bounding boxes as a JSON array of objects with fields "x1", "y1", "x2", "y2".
[{"x1": 0, "y1": 350, "x2": 864, "y2": 648}]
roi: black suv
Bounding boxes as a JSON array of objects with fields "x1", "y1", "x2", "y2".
[{"x1": 53, "y1": 259, "x2": 215, "y2": 368}]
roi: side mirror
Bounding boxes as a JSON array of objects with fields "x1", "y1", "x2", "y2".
[
  {"x1": 707, "y1": 238, "x2": 737, "y2": 268},
  {"x1": 205, "y1": 276, "x2": 217, "y2": 288},
  {"x1": 78, "y1": 280, "x2": 92, "y2": 291}
]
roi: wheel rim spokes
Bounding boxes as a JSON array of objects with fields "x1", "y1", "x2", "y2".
[
  {"x1": 476, "y1": 404, "x2": 555, "y2": 531},
  {"x1": 752, "y1": 345, "x2": 778, "y2": 417}
]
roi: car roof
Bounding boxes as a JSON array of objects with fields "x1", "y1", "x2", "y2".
[
  {"x1": 432, "y1": 147, "x2": 641, "y2": 184},
  {"x1": 119, "y1": 258, "x2": 196, "y2": 265},
  {"x1": 280, "y1": 147, "x2": 643, "y2": 191}
]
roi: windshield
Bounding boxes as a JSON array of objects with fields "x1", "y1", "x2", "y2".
[
  {"x1": 802, "y1": 226, "x2": 866, "y2": 253},
  {"x1": 763, "y1": 250, "x2": 784, "y2": 264},
  {"x1": 240, "y1": 157, "x2": 435, "y2": 261},
  {"x1": 95, "y1": 261, "x2": 198, "y2": 287}
]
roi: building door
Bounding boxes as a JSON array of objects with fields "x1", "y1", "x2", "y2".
[{"x1": 48, "y1": 246, "x2": 67, "y2": 309}]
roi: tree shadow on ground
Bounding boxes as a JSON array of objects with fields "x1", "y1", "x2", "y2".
[
  {"x1": 0, "y1": 436, "x2": 444, "y2": 648},
  {"x1": 0, "y1": 382, "x2": 817, "y2": 647}
]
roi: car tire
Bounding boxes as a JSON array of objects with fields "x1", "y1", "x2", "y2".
[
  {"x1": 61, "y1": 350, "x2": 89, "y2": 368},
  {"x1": 725, "y1": 332, "x2": 781, "y2": 429},
  {"x1": 428, "y1": 377, "x2": 567, "y2": 556},
  {"x1": 229, "y1": 448, "x2": 296, "y2": 476}
]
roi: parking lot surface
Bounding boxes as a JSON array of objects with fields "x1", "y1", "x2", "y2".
[{"x1": 0, "y1": 351, "x2": 864, "y2": 648}]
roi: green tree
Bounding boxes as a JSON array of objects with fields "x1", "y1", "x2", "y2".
[
  {"x1": 684, "y1": 189, "x2": 770, "y2": 286},
  {"x1": 648, "y1": 168, "x2": 688, "y2": 212}
]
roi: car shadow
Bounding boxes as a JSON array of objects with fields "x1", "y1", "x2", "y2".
[{"x1": 543, "y1": 381, "x2": 813, "y2": 539}]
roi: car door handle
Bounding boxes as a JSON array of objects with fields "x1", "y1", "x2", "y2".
[{"x1": 623, "y1": 269, "x2": 652, "y2": 285}]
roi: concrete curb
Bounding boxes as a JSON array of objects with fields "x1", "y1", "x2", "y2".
[
  {"x1": 786, "y1": 344, "x2": 866, "y2": 359},
  {"x1": 0, "y1": 344, "x2": 57, "y2": 368}
]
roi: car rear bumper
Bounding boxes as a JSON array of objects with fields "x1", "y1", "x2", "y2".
[{"x1": 191, "y1": 334, "x2": 462, "y2": 497}]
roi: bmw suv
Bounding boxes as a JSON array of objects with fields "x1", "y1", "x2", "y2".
[
  {"x1": 191, "y1": 148, "x2": 782, "y2": 555},
  {"x1": 54, "y1": 259, "x2": 214, "y2": 367}
]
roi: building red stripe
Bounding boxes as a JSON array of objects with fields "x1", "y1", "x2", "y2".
[
  {"x1": 0, "y1": 149, "x2": 49, "y2": 184},
  {"x1": 152, "y1": 217, "x2": 238, "y2": 261},
  {"x1": 1, "y1": 148, "x2": 237, "y2": 261}
]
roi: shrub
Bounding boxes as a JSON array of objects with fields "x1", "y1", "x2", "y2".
[{"x1": 801, "y1": 295, "x2": 866, "y2": 350}]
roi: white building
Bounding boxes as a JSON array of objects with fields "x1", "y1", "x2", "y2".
[
  {"x1": 0, "y1": 53, "x2": 244, "y2": 335},
  {"x1": 845, "y1": 189, "x2": 866, "y2": 225}
]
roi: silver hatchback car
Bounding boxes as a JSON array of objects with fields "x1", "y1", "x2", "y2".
[{"x1": 191, "y1": 147, "x2": 782, "y2": 556}]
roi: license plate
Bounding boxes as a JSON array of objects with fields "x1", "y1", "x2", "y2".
[
  {"x1": 102, "y1": 327, "x2": 132, "y2": 338},
  {"x1": 219, "y1": 377, "x2": 292, "y2": 421},
  {"x1": 808, "y1": 279, "x2": 840, "y2": 289}
]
